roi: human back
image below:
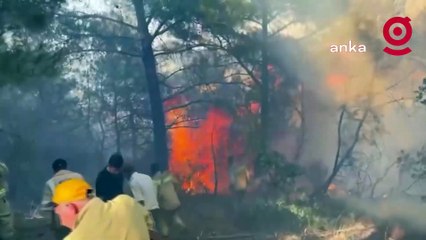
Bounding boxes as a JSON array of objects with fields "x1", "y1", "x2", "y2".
[
  {"x1": 95, "y1": 153, "x2": 124, "y2": 201},
  {"x1": 52, "y1": 178, "x2": 154, "y2": 240},
  {"x1": 65, "y1": 195, "x2": 152, "y2": 240},
  {"x1": 42, "y1": 159, "x2": 84, "y2": 206},
  {"x1": 130, "y1": 172, "x2": 159, "y2": 210},
  {"x1": 153, "y1": 170, "x2": 180, "y2": 210},
  {"x1": 46, "y1": 170, "x2": 83, "y2": 194}
]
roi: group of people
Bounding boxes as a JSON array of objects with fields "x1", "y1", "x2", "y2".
[
  {"x1": 40, "y1": 152, "x2": 184, "y2": 239},
  {"x1": 0, "y1": 154, "x2": 252, "y2": 239}
]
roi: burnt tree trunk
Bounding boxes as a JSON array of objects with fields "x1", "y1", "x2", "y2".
[
  {"x1": 260, "y1": 1, "x2": 270, "y2": 153},
  {"x1": 211, "y1": 126, "x2": 218, "y2": 195},
  {"x1": 322, "y1": 107, "x2": 368, "y2": 194},
  {"x1": 132, "y1": 0, "x2": 169, "y2": 170}
]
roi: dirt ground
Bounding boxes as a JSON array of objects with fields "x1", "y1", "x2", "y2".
[{"x1": 12, "y1": 195, "x2": 426, "y2": 240}]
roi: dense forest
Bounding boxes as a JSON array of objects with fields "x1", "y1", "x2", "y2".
[{"x1": 2, "y1": 0, "x2": 426, "y2": 239}]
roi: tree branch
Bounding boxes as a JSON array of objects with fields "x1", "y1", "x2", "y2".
[
  {"x1": 403, "y1": 178, "x2": 421, "y2": 194},
  {"x1": 322, "y1": 106, "x2": 369, "y2": 193},
  {"x1": 159, "y1": 61, "x2": 245, "y2": 84},
  {"x1": 64, "y1": 32, "x2": 140, "y2": 41},
  {"x1": 56, "y1": 12, "x2": 138, "y2": 30},
  {"x1": 323, "y1": 106, "x2": 346, "y2": 193},
  {"x1": 166, "y1": 117, "x2": 204, "y2": 129},
  {"x1": 370, "y1": 159, "x2": 399, "y2": 198},
  {"x1": 152, "y1": 19, "x2": 169, "y2": 38},
  {"x1": 163, "y1": 80, "x2": 248, "y2": 102},
  {"x1": 154, "y1": 41, "x2": 261, "y2": 85},
  {"x1": 65, "y1": 48, "x2": 141, "y2": 57},
  {"x1": 154, "y1": 43, "x2": 210, "y2": 57},
  {"x1": 269, "y1": 21, "x2": 296, "y2": 37},
  {"x1": 165, "y1": 99, "x2": 210, "y2": 112}
]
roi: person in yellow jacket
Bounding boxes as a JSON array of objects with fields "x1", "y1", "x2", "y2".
[
  {"x1": 41, "y1": 159, "x2": 84, "y2": 208},
  {"x1": 52, "y1": 178, "x2": 159, "y2": 240},
  {"x1": 228, "y1": 156, "x2": 250, "y2": 198},
  {"x1": 151, "y1": 163, "x2": 185, "y2": 237},
  {"x1": 40, "y1": 159, "x2": 84, "y2": 239},
  {"x1": 0, "y1": 161, "x2": 13, "y2": 239},
  {"x1": 228, "y1": 156, "x2": 250, "y2": 217}
]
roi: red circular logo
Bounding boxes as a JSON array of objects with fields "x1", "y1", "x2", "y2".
[{"x1": 383, "y1": 16, "x2": 412, "y2": 56}]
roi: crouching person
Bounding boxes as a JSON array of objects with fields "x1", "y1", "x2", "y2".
[{"x1": 52, "y1": 178, "x2": 161, "y2": 240}]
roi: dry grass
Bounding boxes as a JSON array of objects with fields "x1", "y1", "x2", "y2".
[{"x1": 277, "y1": 221, "x2": 376, "y2": 240}]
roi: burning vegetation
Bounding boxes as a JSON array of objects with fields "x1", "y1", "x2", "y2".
[
  {"x1": 5, "y1": 0, "x2": 426, "y2": 239},
  {"x1": 165, "y1": 96, "x2": 244, "y2": 194}
]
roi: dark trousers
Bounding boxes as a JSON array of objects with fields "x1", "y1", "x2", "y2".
[
  {"x1": 150, "y1": 209, "x2": 161, "y2": 231},
  {"x1": 157, "y1": 208, "x2": 185, "y2": 237}
]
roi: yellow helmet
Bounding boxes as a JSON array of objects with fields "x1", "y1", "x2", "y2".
[{"x1": 52, "y1": 178, "x2": 92, "y2": 204}]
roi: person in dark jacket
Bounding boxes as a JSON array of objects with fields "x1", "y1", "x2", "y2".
[{"x1": 95, "y1": 153, "x2": 124, "y2": 201}]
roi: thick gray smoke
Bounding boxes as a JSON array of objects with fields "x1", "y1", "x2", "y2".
[{"x1": 267, "y1": 0, "x2": 426, "y2": 228}]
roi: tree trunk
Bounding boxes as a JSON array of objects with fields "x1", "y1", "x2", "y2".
[
  {"x1": 260, "y1": 1, "x2": 270, "y2": 153},
  {"x1": 112, "y1": 84, "x2": 121, "y2": 152},
  {"x1": 132, "y1": 0, "x2": 169, "y2": 170},
  {"x1": 126, "y1": 95, "x2": 138, "y2": 160},
  {"x1": 211, "y1": 126, "x2": 218, "y2": 195},
  {"x1": 294, "y1": 83, "x2": 305, "y2": 162},
  {"x1": 322, "y1": 107, "x2": 368, "y2": 194},
  {"x1": 98, "y1": 81, "x2": 107, "y2": 166},
  {"x1": 97, "y1": 113, "x2": 106, "y2": 168}
]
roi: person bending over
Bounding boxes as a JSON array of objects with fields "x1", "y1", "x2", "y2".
[
  {"x1": 52, "y1": 178, "x2": 159, "y2": 240},
  {"x1": 95, "y1": 152, "x2": 124, "y2": 201}
]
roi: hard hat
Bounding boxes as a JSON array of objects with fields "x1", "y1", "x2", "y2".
[{"x1": 52, "y1": 178, "x2": 92, "y2": 204}]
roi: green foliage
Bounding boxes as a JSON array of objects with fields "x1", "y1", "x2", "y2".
[
  {"x1": 286, "y1": 203, "x2": 329, "y2": 229},
  {"x1": 415, "y1": 78, "x2": 426, "y2": 104},
  {"x1": 237, "y1": 199, "x2": 303, "y2": 232},
  {"x1": 0, "y1": 44, "x2": 64, "y2": 86},
  {"x1": 237, "y1": 196, "x2": 350, "y2": 232},
  {"x1": 397, "y1": 148, "x2": 426, "y2": 182},
  {"x1": 256, "y1": 151, "x2": 304, "y2": 190},
  {"x1": 0, "y1": 0, "x2": 65, "y2": 86},
  {"x1": 148, "y1": 0, "x2": 254, "y2": 40},
  {"x1": 1, "y1": 0, "x2": 65, "y2": 31}
]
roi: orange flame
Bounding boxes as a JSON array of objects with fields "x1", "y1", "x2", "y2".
[
  {"x1": 327, "y1": 74, "x2": 347, "y2": 88},
  {"x1": 165, "y1": 97, "x2": 236, "y2": 194}
]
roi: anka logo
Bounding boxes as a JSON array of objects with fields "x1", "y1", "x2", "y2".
[
  {"x1": 382, "y1": 16, "x2": 412, "y2": 56},
  {"x1": 329, "y1": 41, "x2": 366, "y2": 53}
]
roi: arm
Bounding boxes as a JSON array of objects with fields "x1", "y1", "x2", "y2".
[
  {"x1": 95, "y1": 172, "x2": 106, "y2": 200},
  {"x1": 129, "y1": 180, "x2": 145, "y2": 202},
  {"x1": 119, "y1": 174, "x2": 124, "y2": 194},
  {"x1": 149, "y1": 230, "x2": 163, "y2": 240},
  {"x1": 144, "y1": 209, "x2": 155, "y2": 231},
  {"x1": 169, "y1": 174, "x2": 181, "y2": 190},
  {"x1": 41, "y1": 182, "x2": 53, "y2": 206}
]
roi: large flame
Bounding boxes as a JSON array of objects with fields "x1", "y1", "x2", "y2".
[{"x1": 165, "y1": 97, "x2": 237, "y2": 194}]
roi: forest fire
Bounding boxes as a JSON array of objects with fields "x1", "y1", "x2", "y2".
[
  {"x1": 164, "y1": 65, "x2": 279, "y2": 194},
  {"x1": 165, "y1": 97, "x2": 240, "y2": 194}
]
